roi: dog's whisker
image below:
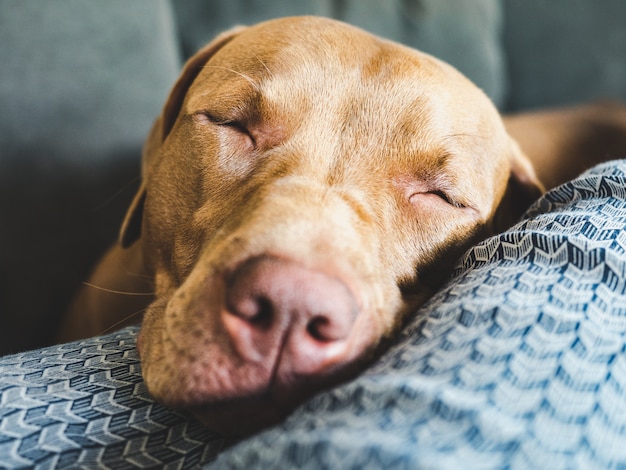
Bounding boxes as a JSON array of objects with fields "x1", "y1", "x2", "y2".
[
  {"x1": 119, "y1": 271, "x2": 154, "y2": 282},
  {"x1": 82, "y1": 281, "x2": 155, "y2": 296},
  {"x1": 251, "y1": 51, "x2": 273, "y2": 78},
  {"x1": 442, "y1": 133, "x2": 485, "y2": 142},
  {"x1": 96, "y1": 308, "x2": 148, "y2": 336},
  {"x1": 201, "y1": 65, "x2": 260, "y2": 90},
  {"x1": 91, "y1": 176, "x2": 142, "y2": 213}
]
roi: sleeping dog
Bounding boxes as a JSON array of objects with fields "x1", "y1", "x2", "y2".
[{"x1": 59, "y1": 16, "x2": 626, "y2": 435}]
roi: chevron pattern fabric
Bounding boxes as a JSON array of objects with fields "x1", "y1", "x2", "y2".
[
  {"x1": 1, "y1": 161, "x2": 626, "y2": 469},
  {"x1": 0, "y1": 329, "x2": 232, "y2": 469}
]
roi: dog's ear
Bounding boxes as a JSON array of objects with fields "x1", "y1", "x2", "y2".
[
  {"x1": 119, "y1": 26, "x2": 247, "y2": 248},
  {"x1": 161, "y1": 25, "x2": 247, "y2": 139},
  {"x1": 492, "y1": 138, "x2": 545, "y2": 233},
  {"x1": 120, "y1": 183, "x2": 147, "y2": 248}
]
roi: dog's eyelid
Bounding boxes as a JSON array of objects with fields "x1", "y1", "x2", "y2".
[
  {"x1": 198, "y1": 111, "x2": 244, "y2": 127},
  {"x1": 426, "y1": 174, "x2": 468, "y2": 209},
  {"x1": 224, "y1": 119, "x2": 251, "y2": 135},
  {"x1": 428, "y1": 189, "x2": 452, "y2": 203},
  {"x1": 432, "y1": 190, "x2": 466, "y2": 209},
  {"x1": 423, "y1": 189, "x2": 461, "y2": 208},
  {"x1": 407, "y1": 186, "x2": 467, "y2": 210},
  {"x1": 196, "y1": 112, "x2": 257, "y2": 146}
]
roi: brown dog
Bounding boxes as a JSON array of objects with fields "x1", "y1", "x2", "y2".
[{"x1": 58, "y1": 16, "x2": 626, "y2": 435}]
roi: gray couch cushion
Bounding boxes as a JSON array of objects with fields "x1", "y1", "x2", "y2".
[
  {"x1": 0, "y1": 0, "x2": 180, "y2": 354},
  {"x1": 503, "y1": 0, "x2": 626, "y2": 111}
]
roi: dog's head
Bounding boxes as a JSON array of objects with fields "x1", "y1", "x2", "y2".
[{"x1": 121, "y1": 17, "x2": 542, "y2": 435}]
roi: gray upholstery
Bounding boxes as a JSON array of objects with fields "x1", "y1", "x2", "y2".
[
  {"x1": 0, "y1": 0, "x2": 180, "y2": 353},
  {"x1": 503, "y1": 0, "x2": 626, "y2": 110}
]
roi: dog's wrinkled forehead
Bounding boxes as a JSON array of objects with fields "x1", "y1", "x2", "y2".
[
  {"x1": 183, "y1": 18, "x2": 509, "y2": 209},
  {"x1": 188, "y1": 18, "x2": 498, "y2": 130}
]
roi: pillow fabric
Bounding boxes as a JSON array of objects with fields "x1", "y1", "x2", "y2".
[
  {"x1": 0, "y1": 327, "x2": 231, "y2": 468},
  {"x1": 1, "y1": 161, "x2": 626, "y2": 468}
]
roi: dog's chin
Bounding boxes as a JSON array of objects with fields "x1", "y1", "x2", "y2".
[{"x1": 191, "y1": 396, "x2": 292, "y2": 437}]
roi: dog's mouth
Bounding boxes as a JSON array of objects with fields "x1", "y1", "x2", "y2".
[
  {"x1": 137, "y1": 254, "x2": 392, "y2": 436},
  {"x1": 139, "y1": 327, "x2": 370, "y2": 436},
  {"x1": 186, "y1": 340, "x2": 380, "y2": 436}
]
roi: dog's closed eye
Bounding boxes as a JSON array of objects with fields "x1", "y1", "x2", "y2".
[
  {"x1": 195, "y1": 112, "x2": 257, "y2": 150},
  {"x1": 423, "y1": 190, "x2": 465, "y2": 209},
  {"x1": 396, "y1": 177, "x2": 468, "y2": 211},
  {"x1": 409, "y1": 190, "x2": 466, "y2": 211}
]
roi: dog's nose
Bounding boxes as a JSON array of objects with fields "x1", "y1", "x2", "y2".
[{"x1": 223, "y1": 255, "x2": 359, "y2": 378}]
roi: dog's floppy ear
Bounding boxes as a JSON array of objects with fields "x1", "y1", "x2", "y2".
[
  {"x1": 119, "y1": 182, "x2": 148, "y2": 248},
  {"x1": 119, "y1": 26, "x2": 247, "y2": 248},
  {"x1": 161, "y1": 26, "x2": 247, "y2": 139},
  {"x1": 492, "y1": 138, "x2": 545, "y2": 233}
]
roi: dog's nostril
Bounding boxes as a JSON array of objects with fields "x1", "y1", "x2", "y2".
[
  {"x1": 306, "y1": 316, "x2": 329, "y2": 342},
  {"x1": 306, "y1": 315, "x2": 345, "y2": 342},
  {"x1": 250, "y1": 296, "x2": 273, "y2": 328},
  {"x1": 225, "y1": 290, "x2": 273, "y2": 327}
]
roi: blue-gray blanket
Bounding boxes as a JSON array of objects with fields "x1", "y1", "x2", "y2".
[{"x1": 2, "y1": 161, "x2": 626, "y2": 469}]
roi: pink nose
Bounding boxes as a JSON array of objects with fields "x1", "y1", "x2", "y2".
[{"x1": 222, "y1": 256, "x2": 359, "y2": 380}]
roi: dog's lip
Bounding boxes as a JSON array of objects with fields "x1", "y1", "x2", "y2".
[{"x1": 188, "y1": 348, "x2": 376, "y2": 436}]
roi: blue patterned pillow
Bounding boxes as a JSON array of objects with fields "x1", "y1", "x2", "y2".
[{"x1": 1, "y1": 161, "x2": 626, "y2": 469}]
